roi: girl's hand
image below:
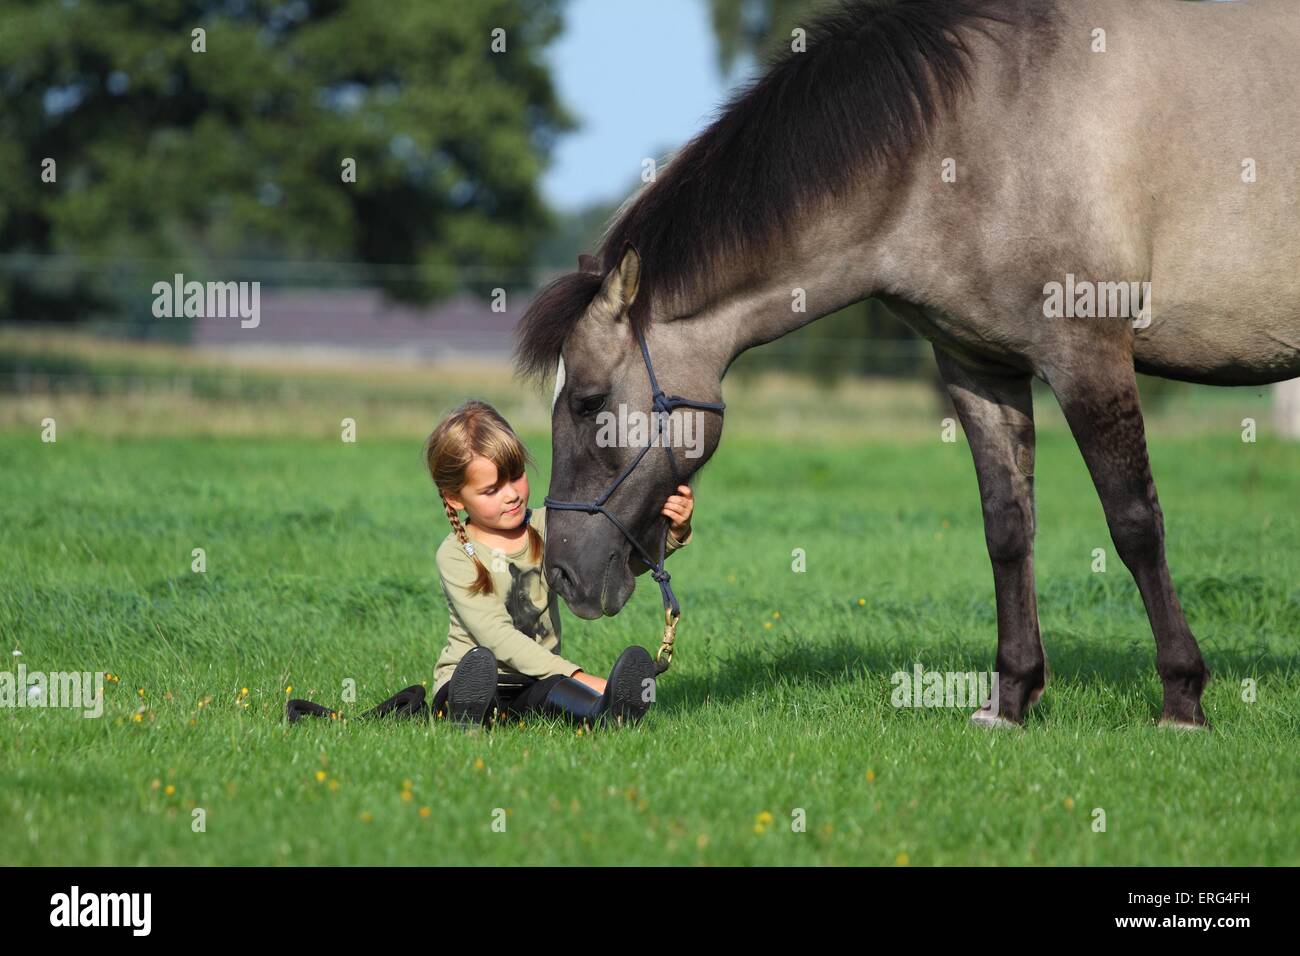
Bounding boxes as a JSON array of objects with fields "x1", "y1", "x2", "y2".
[
  {"x1": 572, "y1": 670, "x2": 607, "y2": 694},
  {"x1": 662, "y1": 484, "x2": 693, "y2": 539}
]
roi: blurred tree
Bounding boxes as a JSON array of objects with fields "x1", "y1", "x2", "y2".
[
  {"x1": 534, "y1": 140, "x2": 676, "y2": 274},
  {"x1": 707, "y1": 0, "x2": 821, "y2": 78},
  {"x1": 535, "y1": 198, "x2": 621, "y2": 273},
  {"x1": 0, "y1": 0, "x2": 575, "y2": 327}
]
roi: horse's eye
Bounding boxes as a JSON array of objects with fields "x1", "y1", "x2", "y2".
[{"x1": 574, "y1": 393, "x2": 607, "y2": 417}]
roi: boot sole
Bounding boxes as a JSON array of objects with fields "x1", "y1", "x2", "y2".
[
  {"x1": 603, "y1": 645, "x2": 656, "y2": 725},
  {"x1": 448, "y1": 649, "x2": 498, "y2": 724}
]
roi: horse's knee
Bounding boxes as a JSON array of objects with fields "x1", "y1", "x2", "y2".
[
  {"x1": 1109, "y1": 498, "x2": 1163, "y2": 566},
  {"x1": 981, "y1": 495, "x2": 1032, "y2": 564}
]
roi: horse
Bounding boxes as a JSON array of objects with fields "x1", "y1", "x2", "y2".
[{"x1": 513, "y1": 0, "x2": 1300, "y2": 729}]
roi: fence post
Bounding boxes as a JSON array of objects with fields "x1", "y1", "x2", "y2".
[{"x1": 1276, "y1": 379, "x2": 1300, "y2": 440}]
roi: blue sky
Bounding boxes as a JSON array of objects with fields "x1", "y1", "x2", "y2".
[{"x1": 540, "y1": 0, "x2": 749, "y2": 212}]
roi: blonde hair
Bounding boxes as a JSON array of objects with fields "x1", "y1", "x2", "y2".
[{"x1": 424, "y1": 400, "x2": 543, "y2": 596}]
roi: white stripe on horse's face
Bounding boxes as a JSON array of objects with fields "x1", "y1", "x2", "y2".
[{"x1": 551, "y1": 356, "x2": 566, "y2": 413}]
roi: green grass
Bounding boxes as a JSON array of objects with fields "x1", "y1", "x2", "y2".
[{"x1": 1, "y1": 425, "x2": 1297, "y2": 865}]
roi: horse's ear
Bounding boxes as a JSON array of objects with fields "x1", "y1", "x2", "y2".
[
  {"x1": 577, "y1": 254, "x2": 599, "y2": 274},
  {"x1": 593, "y1": 242, "x2": 640, "y2": 322},
  {"x1": 618, "y1": 242, "x2": 640, "y2": 301},
  {"x1": 595, "y1": 243, "x2": 642, "y2": 325}
]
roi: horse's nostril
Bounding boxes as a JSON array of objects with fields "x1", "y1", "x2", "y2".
[{"x1": 547, "y1": 564, "x2": 573, "y2": 596}]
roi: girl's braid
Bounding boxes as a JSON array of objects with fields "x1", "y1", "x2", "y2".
[{"x1": 440, "y1": 490, "x2": 494, "y2": 595}]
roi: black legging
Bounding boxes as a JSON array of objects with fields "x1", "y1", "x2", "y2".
[
  {"x1": 287, "y1": 674, "x2": 568, "y2": 724},
  {"x1": 430, "y1": 674, "x2": 566, "y2": 719}
]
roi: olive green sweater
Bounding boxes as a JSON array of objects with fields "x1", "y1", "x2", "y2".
[{"x1": 433, "y1": 506, "x2": 691, "y2": 697}]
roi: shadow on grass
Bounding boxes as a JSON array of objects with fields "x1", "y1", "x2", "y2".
[{"x1": 651, "y1": 630, "x2": 1300, "y2": 723}]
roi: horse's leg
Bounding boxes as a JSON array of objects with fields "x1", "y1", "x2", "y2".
[
  {"x1": 934, "y1": 348, "x2": 1046, "y2": 727},
  {"x1": 1044, "y1": 340, "x2": 1211, "y2": 728}
]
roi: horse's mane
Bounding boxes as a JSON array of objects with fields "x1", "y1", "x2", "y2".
[{"x1": 516, "y1": 0, "x2": 1046, "y2": 387}]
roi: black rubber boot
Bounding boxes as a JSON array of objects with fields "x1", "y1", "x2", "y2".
[
  {"x1": 540, "y1": 677, "x2": 606, "y2": 724},
  {"x1": 541, "y1": 646, "x2": 657, "y2": 727},
  {"x1": 357, "y1": 684, "x2": 427, "y2": 721},
  {"x1": 447, "y1": 646, "x2": 499, "y2": 725},
  {"x1": 286, "y1": 698, "x2": 339, "y2": 723},
  {"x1": 600, "y1": 644, "x2": 657, "y2": 725},
  {"x1": 286, "y1": 684, "x2": 427, "y2": 723}
]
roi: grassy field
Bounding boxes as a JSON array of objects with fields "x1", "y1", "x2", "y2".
[{"x1": 1, "y1": 332, "x2": 1297, "y2": 865}]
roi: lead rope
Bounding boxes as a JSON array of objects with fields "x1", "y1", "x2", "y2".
[{"x1": 637, "y1": 326, "x2": 720, "y2": 674}]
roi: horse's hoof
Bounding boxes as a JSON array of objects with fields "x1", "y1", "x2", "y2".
[
  {"x1": 971, "y1": 708, "x2": 1021, "y2": 730},
  {"x1": 1157, "y1": 717, "x2": 1211, "y2": 732}
]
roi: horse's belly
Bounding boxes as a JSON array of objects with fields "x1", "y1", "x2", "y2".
[{"x1": 1133, "y1": 307, "x2": 1300, "y2": 386}]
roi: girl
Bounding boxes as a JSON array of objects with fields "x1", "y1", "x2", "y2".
[{"x1": 425, "y1": 398, "x2": 694, "y2": 727}]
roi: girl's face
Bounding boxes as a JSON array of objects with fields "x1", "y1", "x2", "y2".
[{"x1": 445, "y1": 455, "x2": 530, "y2": 531}]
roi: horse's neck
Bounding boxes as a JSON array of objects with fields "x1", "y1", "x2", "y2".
[{"x1": 701, "y1": 173, "x2": 936, "y2": 363}]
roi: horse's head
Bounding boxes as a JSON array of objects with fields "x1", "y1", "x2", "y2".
[{"x1": 515, "y1": 243, "x2": 726, "y2": 619}]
